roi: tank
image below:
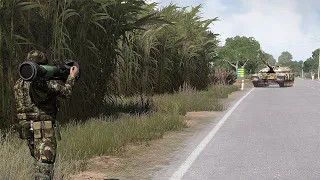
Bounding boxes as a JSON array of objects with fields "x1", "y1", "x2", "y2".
[{"x1": 251, "y1": 59, "x2": 294, "y2": 87}]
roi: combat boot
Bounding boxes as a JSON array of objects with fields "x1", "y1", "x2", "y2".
[{"x1": 34, "y1": 162, "x2": 54, "y2": 180}]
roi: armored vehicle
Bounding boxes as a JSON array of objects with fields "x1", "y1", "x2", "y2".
[{"x1": 251, "y1": 60, "x2": 294, "y2": 87}]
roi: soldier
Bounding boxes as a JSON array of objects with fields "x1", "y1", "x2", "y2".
[{"x1": 13, "y1": 50, "x2": 78, "y2": 179}]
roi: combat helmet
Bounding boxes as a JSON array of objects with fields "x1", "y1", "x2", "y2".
[{"x1": 26, "y1": 50, "x2": 48, "y2": 65}]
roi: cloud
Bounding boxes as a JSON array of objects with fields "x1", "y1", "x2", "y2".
[{"x1": 152, "y1": 0, "x2": 320, "y2": 61}]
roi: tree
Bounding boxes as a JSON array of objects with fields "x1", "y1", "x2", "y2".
[
  {"x1": 217, "y1": 36, "x2": 261, "y2": 73},
  {"x1": 278, "y1": 51, "x2": 293, "y2": 65},
  {"x1": 265, "y1": 53, "x2": 276, "y2": 65},
  {"x1": 303, "y1": 48, "x2": 320, "y2": 73},
  {"x1": 304, "y1": 57, "x2": 315, "y2": 73},
  {"x1": 254, "y1": 51, "x2": 277, "y2": 73},
  {"x1": 311, "y1": 48, "x2": 320, "y2": 60},
  {"x1": 286, "y1": 60, "x2": 303, "y2": 76}
]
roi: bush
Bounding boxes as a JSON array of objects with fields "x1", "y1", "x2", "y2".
[
  {"x1": 210, "y1": 68, "x2": 237, "y2": 85},
  {"x1": 152, "y1": 83, "x2": 238, "y2": 115}
]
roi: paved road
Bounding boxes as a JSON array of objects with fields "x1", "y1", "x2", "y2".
[{"x1": 153, "y1": 78, "x2": 320, "y2": 180}]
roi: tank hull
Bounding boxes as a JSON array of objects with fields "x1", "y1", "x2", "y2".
[{"x1": 251, "y1": 72, "x2": 294, "y2": 87}]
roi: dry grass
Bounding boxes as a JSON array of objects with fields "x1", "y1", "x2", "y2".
[
  {"x1": 0, "y1": 84, "x2": 239, "y2": 179},
  {"x1": 233, "y1": 79, "x2": 253, "y2": 88}
]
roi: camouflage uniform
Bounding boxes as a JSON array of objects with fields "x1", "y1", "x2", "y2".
[{"x1": 13, "y1": 50, "x2": 75, "y2": 180}]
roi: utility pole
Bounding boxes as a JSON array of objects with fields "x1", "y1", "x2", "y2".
[
  {"x1": 302, "y1": 62, "x2": 304, "y2": 79},
  {"x1": 318, "y1": 49, "x2": 320, "y2": 80}
]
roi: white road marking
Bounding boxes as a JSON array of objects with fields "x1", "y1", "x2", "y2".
[{"x1": 169, "y1": 88, "x2": 256, "y2": 180}]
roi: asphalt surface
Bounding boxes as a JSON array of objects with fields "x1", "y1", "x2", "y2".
[{"x1": 153, "y1": 78, "x2": 320, "y2": 180}]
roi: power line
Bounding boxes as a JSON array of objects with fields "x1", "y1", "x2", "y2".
[
  {"x1": 262, "y1": 43, "x2": 320, "y2": 47},
  {"x1": 263, "y1": 40, "x2": 320, "y2": 45},
  {"x1": 217, "y1": 37, "x2": 320, "y2": 47}
]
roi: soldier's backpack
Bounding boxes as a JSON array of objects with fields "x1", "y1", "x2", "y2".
[
  {"x1": 13, "y1": 78, "x2": 40, "y2": 139},
  {"x1": 13, "y1": 78, "x2": 38, "y2": 114}
]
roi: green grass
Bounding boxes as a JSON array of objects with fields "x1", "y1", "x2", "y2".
[{"x1": 0, "y1": 84, "x2": 239, "y2": 179}]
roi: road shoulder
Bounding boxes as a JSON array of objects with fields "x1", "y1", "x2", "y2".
[{"x1": 68, "y1": 88, "x2": 254, "y2": 180}]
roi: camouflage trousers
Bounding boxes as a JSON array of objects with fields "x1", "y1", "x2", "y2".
[{"x1": 27, "y1": 130, "x2": 57, "y2": 179}]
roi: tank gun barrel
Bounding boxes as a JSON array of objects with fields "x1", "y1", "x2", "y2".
[{"x1": 262, "y1": 59, "x2": 275, "y2": 73}]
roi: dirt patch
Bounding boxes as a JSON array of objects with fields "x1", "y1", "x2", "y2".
[
  {"x1": 184, "y1": 111, "x2": 216, "y2": 127},
  {"x1": 86, "y1": 156, "x2": 123, "y2": 171},
  {"x1": 71, "y1": 172, "x2": 111, "y2": 180}
]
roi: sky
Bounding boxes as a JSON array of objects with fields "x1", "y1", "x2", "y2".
[{"x1": 146, "y1": 0, "x2": 320, "y2": 62}]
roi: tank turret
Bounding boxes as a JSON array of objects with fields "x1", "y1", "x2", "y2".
[{"x1": 261, "y1": 59, "x2": 275, "y2": 73}]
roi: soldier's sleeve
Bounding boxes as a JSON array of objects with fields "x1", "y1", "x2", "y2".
[{"x1": 46, "y1": 75, "x2": 76, "y2": 98}]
